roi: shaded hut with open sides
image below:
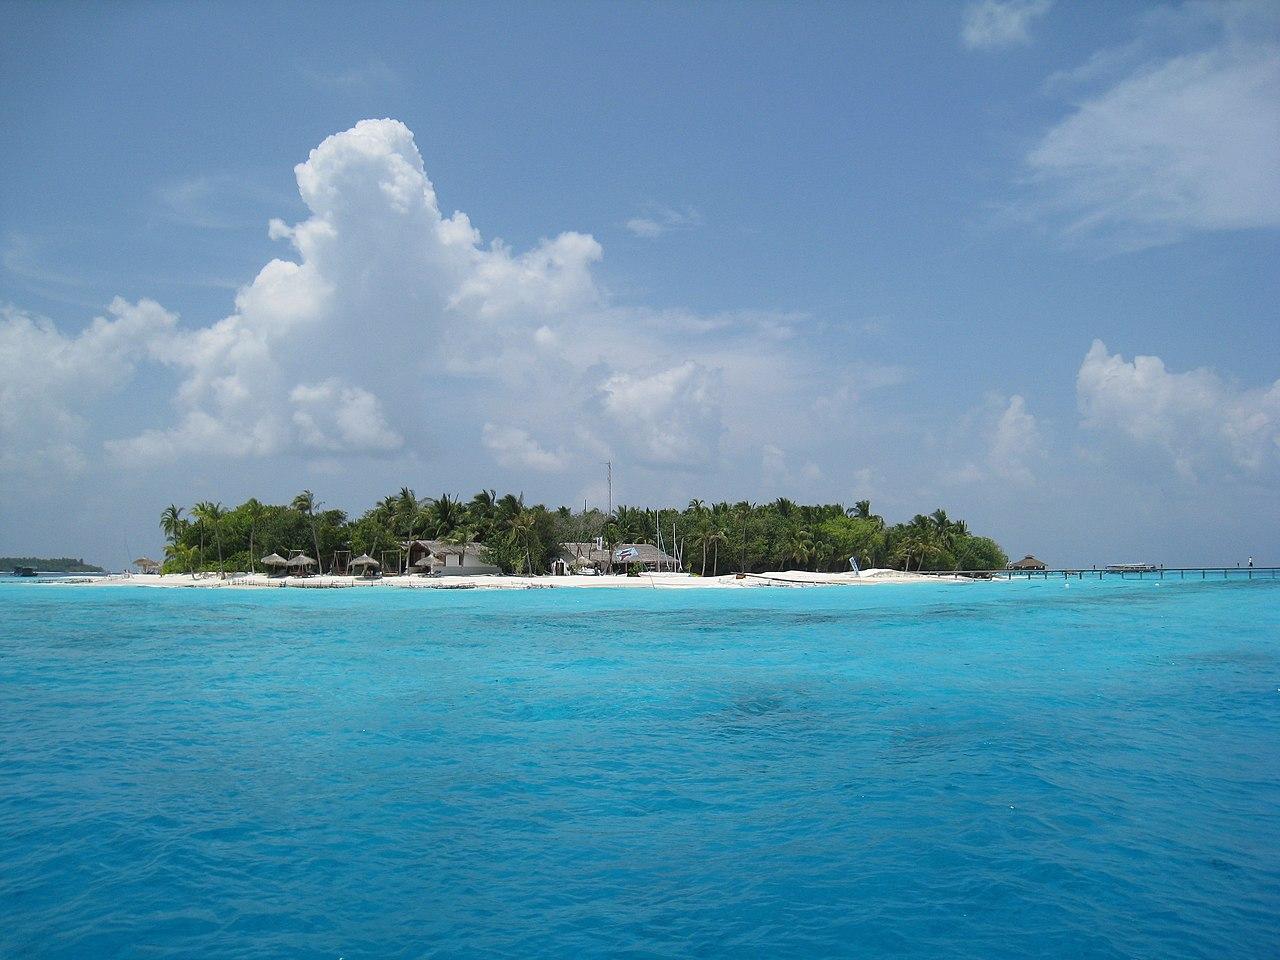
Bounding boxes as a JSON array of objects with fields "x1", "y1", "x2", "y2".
[
  {"x1": 350, "y1": 554, "x2": 381, "y2": 578},
  {"x1": 133, "y1": 557, "x2": 160, "y2": 574},
  {"x1": 286, "y1": 554, "x2": 316, "y2": 577},
  {"x1": 261, "y1": 553, "x2": 289, "y2": 577}
]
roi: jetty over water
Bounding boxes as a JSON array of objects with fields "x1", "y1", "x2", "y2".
[{"x1": 920, "y1": 566, "x2": 1279, "y2": 581}]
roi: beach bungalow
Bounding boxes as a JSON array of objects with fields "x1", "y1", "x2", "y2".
[
  {"x1": 402, "y1": 540, "x2": 502, "y2": 576},
  {"x1": 1008, "y1": 554, "x2": 1047, "y2": 571},
  {"x1": 557, "y1": 542, "x2": 682, "y2": 574}
]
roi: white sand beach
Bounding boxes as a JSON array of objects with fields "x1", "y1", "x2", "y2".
[{"x1": 46, "y1": 568, "x2": 958, "y2": 590}]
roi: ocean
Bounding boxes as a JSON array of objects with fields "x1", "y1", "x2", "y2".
[{"x1": 1, "y1": 578, "x2": 1277, "y2": 958}]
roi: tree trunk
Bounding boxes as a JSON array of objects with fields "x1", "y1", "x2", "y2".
[{"x1": 310, "y1": 513, "x2": 321, "y2": 573}]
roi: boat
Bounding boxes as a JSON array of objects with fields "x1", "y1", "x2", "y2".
[{"x1": 11, "y1": 566, "x2": 36, "y2": 577}]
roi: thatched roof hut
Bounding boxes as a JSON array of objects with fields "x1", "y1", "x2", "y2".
[
  {"x1": 133, "y1": 557, "x2": 160, "y2": 573},
  {"x1": 1009, "y1": 554, "x2": 1047, "y2": 570},
  {"x1": 286, "y1": 554, "x2": 316, "y2": 573},
  {"x1": 350, "y1": 553, "x2": 380, "y2": 574},
  {"x1": 261, "y1": 553, "x2": 288, "y2": 567}
]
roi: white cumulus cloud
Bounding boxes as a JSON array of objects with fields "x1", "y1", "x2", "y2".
[
  {"x1": 597, "y1": 362, "x2": 724, "y2": 468},
  {"x1": 1077, "y1": 339, "x2": 1280, "y2": 480},
  {"x1": 0, "y1": 299, "x2": 176, "y2": 474},
  {"x1": 481, "y1": 423, "x2": 565, "y2": 472}
]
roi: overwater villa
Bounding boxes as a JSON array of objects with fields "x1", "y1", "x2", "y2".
[
  {"x1": 554, "y1": 542, "x2": 682, "y2": 575},
  {"x1": 402, "y1": 540, "x2": 502, "y2": 576},
  {"x1": 1008, "y1": 554, "x2": 1047, "y2": 571}
]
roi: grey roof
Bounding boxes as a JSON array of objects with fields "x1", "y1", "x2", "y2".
[
  {"x1": 261, "y1": 553, "x2": 289, "y2": 566},
  {"x1": 349, "y1": 554, "x2": 380, "y2": 567},
  {"x1": 560, "y1": 542, "x2": 680, "y2": 567},
  {"x1": 286, "y1": 554, "x2": 316, "y2": 567},
  {"x1": 1009, "y1": 554, "x2": 1046, "y2": 568},
  {"x1": 404, "y1": 539, "x2": 488, "y2": 559},
  {"x1": 133, "y1": 557, "x2": 159, "y2": 567}
]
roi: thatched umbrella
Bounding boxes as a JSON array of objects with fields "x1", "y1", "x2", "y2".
[
  {"x1": 261, "y1": 553, "x2": 288, "y2": 567},
  {"x1": 350, "y1": 553, "x2": 380, "y2": 575},
  {"x1": 412, "y1": 555, "x2": 435, "y2": 574},
  {"x1": 133, "y1": 557, "x2": 160, "y2": 573},
  {"x1": 287, "y1": 554, "x2": 316, "y2": 571}
]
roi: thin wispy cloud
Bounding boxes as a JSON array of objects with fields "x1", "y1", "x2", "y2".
[
  {"x1": 961, "y1": 0, "x2": 1052, "y2": 50},
  {"x1": 624, "y1": 205, "x2": 704, "y2": 239},
  {"x1": 1026, "y1": 2, "x2": 1280, "y2": 249}
]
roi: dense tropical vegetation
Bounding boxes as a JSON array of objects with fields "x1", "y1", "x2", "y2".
[{"x1": 156, "y1": 491, "x2": 1007, "y2": 576}]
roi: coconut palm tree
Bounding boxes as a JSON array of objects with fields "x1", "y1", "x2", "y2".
[
  {"x1": 243, "y1": 498, "x2": 265, "y2": 572},
  {"x1": 782, "y1": 528, "x2": 815, "y2": 570},
  {"x1": 160, "y1": 504, "x2": 185, "y2": 544},
  {"x1": 207, "y1": 502, "x2": 226, "y2": 576},
  {"x1": 469, "y1": 489, "x2": 497, "y2": 540},
  {"x1": 292, "y1": 490, "x2": 323, "y2": 570},
  {"x1": 430, "y1": 493, "x2": 462, "y2": 538},
  {"x1": 164, "y1": 542, "x2": 196, "y2": 575},
  {"x1": 707, "y1": 525, "x2": 727, "y2": 577},
  {"x1": 192, "y1": 500, "x2": 215, "y2": 567},
  {"x1": 507, "y1": 508, "x2": 539, "y2": 575}
]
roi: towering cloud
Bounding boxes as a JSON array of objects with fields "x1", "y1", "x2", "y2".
[{"x1": 2, "y1": 119, "x2": 824, "y2": 488}]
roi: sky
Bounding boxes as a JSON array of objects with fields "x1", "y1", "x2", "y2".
[{"x1": 1, "y1": 0, "x2": 1278, "y2": 569}]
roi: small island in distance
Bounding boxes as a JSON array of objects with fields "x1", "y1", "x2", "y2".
[{"x1": 2, "y1": 557, "x2": 106, "y2": 574}]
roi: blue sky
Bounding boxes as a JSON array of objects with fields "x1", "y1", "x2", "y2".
[{"x1": 2, "y1": 0, "x2": 1278, "y2": 568}]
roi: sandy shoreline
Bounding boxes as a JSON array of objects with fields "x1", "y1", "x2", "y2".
[{"x1": 34, "y1": 568, "x2": 968, "y2": 590}]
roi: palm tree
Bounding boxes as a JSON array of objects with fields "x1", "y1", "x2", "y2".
[
  {"x1": 849, "y1": 500, "x2": 885, "y2": 528},
  {"x1": 160, "y1": 504, "x2": 185, "y2": 544},
  {"x1": 292, "y1": 490, "x2": 323, "y2": 570},
  {"x1": 192, "y1": 500, "x2": 215, "y2": 567},
  {"x1": 207, "y1": 502, "x2": 226, "y2": 576},
  {"x1": 164, "y1": 542, "x2": 195, "y2": 575},
  {"x1": 507, "y1": 508, "x2": 539, "y2": 575},
  {"x1": 783, "y1": 528, "x2": 815, "y2": 570},
  {"x1": 707, "y1": 526, "x2": 727, "y2": 577},
  {"x1": 394, "y1": 487, "x2": 418, "y2": 540},
  {"x1": 243, "y1": 498, "x2": 265, "y2": 572},
  {"x1": 469, "y1": 489, "x2": 497, "y2": 540},
  {"x1": 430, "y1": 493, "x2": 462, "y2": 538}
]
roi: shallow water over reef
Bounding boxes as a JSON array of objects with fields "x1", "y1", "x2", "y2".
[{"x1": 1, "y1": 578, "x2": 1278, "y2": 958}]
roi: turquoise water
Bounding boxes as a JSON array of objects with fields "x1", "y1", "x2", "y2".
[{"x1": 1, "y1": 578, "x2": 1277, "y2": 958}]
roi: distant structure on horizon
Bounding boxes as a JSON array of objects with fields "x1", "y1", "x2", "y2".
[{"x1": 1008, "y1": 554, "x2": 1047, "y2": 571}]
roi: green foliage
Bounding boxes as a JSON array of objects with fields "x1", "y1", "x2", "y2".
[{"x1": 156, "y1": 492, "x2": 1008, "y2": 575}]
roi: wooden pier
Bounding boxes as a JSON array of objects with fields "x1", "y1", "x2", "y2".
[{"x1": 919, "y1": 566, "x2": 1279, "y2": 581}]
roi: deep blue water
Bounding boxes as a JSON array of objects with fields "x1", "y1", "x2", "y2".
[{"x1": 1, "y1": 577, "x2": 1277, "y2": 959}]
